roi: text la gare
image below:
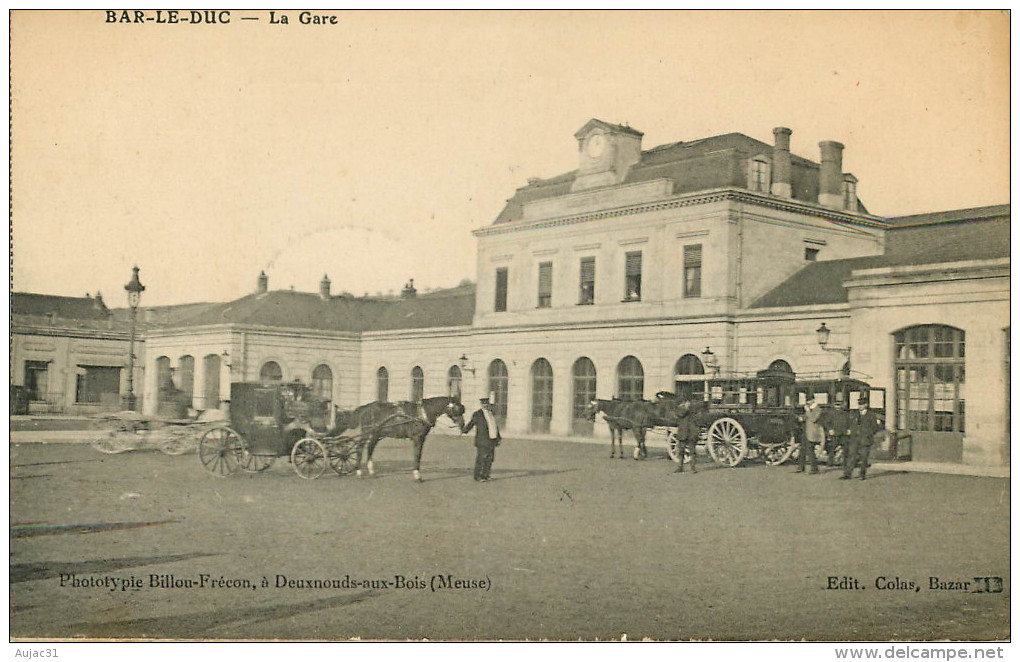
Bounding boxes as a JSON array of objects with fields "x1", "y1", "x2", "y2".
[{"x1": 271, "y1": 12, "x2": 338, "y2": 25}]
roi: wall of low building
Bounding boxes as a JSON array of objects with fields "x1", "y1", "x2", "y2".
[
  {"x1": 12, "y1": 330, "x2": 142, "y2": 415},
  {"x1": 734, "y1": 307, "x2": 853, "y2": 377},
  {"x1": 846, "y1": 261, "x2": 1010, "y2": 468}
]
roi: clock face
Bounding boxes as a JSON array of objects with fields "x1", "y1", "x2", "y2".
[{"x1": 586, "y1": 134, "x2": 606, "y2": 159}]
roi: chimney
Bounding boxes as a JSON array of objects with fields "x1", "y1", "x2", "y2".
[
  {"x1": 93, "y1": 291, "x2": 107, "y2": 313},
  {"x1": 319, "y1": 274, "x2": 331, "y2": 300},
  {"x1": 256, "y1": 271, "x2": 268, "y2": 294},
  {"x1": 771, "y1": 127, "x2": 792, "y2": 198},
  {"x1": 818, "y1": 140, "x2": 845, "y2": 209},
  {"x1": 401, "y1": 279, "x2": 417, "y2": 299}
]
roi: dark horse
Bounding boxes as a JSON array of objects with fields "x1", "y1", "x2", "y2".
[
  {"x1": 343, "y1": 396, "x2": 465, "y2": 482},
  {"x1": 584, "y1": 394, "x2": 703, "y2": 460}
]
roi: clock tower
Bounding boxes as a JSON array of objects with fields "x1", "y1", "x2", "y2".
[{"x1": 571, "y1": 119, "x2": 643, "y2": 192}]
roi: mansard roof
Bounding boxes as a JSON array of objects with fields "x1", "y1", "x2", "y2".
[
  {"x1": 164, "y1": 283, "x2": 476, "y2": 333},
  {"x1": 494, "y1": 131, "x2": 863, "y2": 224},
  {"x1": 749, "y1": 205, "x2": 1010, "y2": 309}
]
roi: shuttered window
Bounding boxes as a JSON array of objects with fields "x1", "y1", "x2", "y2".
[
  {"x1": 683, "y1": 244, "x2": 702, "y2": 298},
  {"x1": 537, "y1": 262, "x2": 552, "y2": 308},
  {"x1": 579, "y1": 257, "x2": 595, "y2": 304},
  {"x1": 624, "y1": 251, "x2": 642, "y2": 301},
  {"x1": 494, "y1": 267, "x2": 508, "y2": 312}
]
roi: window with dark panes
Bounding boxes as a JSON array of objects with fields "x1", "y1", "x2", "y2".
[
  {"x1": 494, "y1": 267, "x2": 508, "y2": 312},
  {"x1": 579, "y1": 257, "x2": 595, "y2": 305},
  {"x1": 624, "y1": 251, "x2": 642, "y2": 301},
  {"x1": 24, "y1": 360, "x2": 49, "y2": 401},
  {"x1": 75, "y1": 366, "x2": 121, "y2": 404},
  {"x1": 411, "y1": 366, "x2": 424, "y2": 402},
  {"x1": 805, "y1": 247, "x2": 819, "y2": 261},
  {"x1": 683, "y1": 244, "x2": 702, "y2": 298},
  {"x1": 537, "y1": 262, "x2": 552, "y2": 308},
  {"x1": 617, "y1": 356, "x2": 644, "y2": 401},
  {"x1": 260, "y1": 361, "x2": 282, "y2": 381},
  {"x1": 312, "y1": 364, "x2": 333, "y2": 403}
]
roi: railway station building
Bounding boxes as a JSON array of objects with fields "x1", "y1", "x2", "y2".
[{"x1": 14, "y1": 119, "x2": 1010, "y2": 470}]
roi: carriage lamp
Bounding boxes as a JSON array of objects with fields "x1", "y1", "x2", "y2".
[
  {"x1": 123, "y1": 266, "x2": 145, "y2": 411},
  {"x1": 458, "y1": 354, "x2": 476, "y2": 376},
  {"x1": 701, "y1": 347, "x2": 720, "y2": 375},
  {"x1": 816, "y1": 323, "x2": 852, "y2": 358}
]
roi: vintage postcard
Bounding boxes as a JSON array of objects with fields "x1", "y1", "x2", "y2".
[{"x1": 8, "y1": 9, "x2": 1011, "y2": 653}]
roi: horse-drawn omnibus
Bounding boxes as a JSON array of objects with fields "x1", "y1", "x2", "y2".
[{"x1": 665, "y1": 369, "x2": 886, "y2": 468}]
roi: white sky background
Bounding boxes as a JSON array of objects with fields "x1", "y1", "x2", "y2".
[{"x1": 10, "y1": 10, "x2": 1010, "y2": 306}]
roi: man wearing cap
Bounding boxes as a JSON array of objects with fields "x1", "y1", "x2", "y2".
[
  {"x1": 843, "y1": 398, "x2": 883, "y2": 481},
  {"x1": 462, "y1": 397, "x2": 501, "y2": 482}
]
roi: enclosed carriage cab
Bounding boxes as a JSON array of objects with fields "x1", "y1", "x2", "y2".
[{"x1": 228, "y1": 382, "x2": 331, "y2": 456}]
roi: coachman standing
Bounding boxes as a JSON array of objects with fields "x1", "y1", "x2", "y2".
[
  {"x1": 843, "y1": 397, "x2": 883, "y2": 481},
  {"x1": 462, "y1": 397, "x2": 501, "y2": 482}
]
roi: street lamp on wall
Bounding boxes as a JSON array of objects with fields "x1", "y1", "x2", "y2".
[
  {"x1": 816, "y1": 322, "x2": 852, "y2": 364},
  {"x1": 123, "y1": 266, "x2": 145, "y2": 411},
  {"x1": 458, "y1": 354, "x2": 476, "y2": 376}
]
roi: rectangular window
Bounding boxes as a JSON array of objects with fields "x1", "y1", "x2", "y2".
[
  {"x1": 74, "y1": 366, "x2": 121, "y2": 405},
  {"x1": 537, "y1": 262, "x2": 552, "y2": 308},
  {"x1": 805, "y1": 247, "x2": 819, "y2": 261},
  {"x1": 494, "y1": 267, "x2": 508, "y2": 312},
  {"x1": 579, "y1": 257, "x2": 595, "y2": 305},
  {"x1": 24, "y1": 360, "x2": 49, "y2": 401},
  {"x1": 683, "y1": 244, "x2": 702, "y2": 298},
  {"x1": 624, "y1": 251, "x2": 642, "y2": 301}
]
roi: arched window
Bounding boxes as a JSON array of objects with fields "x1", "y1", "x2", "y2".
[
  {"x1": 894, "y1": 325, "x2": 966, "y2": 462},
  {"x1": 674, "y1": 354, "x2": 705, "y2": 400},
  {"x1": 377, "y1": 367, "x2": 389, "y2": 402},
  {"x1": 487, "y1": 359, "x2": 509, "y2": 427},
  {"x1": 202, "y1": 354, "x2": 221, "y2": 409},
  {"x1": 178, "y1": 355, "x2": 195, "y2": 401},
  {"x1": 155, "y1": 356, "x2": 172, "y2": 404},
  {"x1": 617, "y1": 356, "x2": 644, "y2": 401},
  {"x1": 260, "y1": 361, "x2": 283, "y2": 382},
  {"x1": 530, "y1": 358, "x2": 553, "y2": 433},
  {"x1": 571, "y1": 357, "x2": 597, "y2": 436},
  {"x1": 447, "y1": 365, "x2": 462, "y2": 399},
  {"x1": 312, "y1": 364, "x2": 333, "y2": 403},
  {"x1": 411, "y1": 366, "x2": 424, "y2": 403},
  {"x1": 768, "y1": 359, "x2": 793, "y2": 374}
]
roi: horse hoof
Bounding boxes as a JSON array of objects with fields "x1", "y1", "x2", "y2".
[
  {"x1": 412, "y1": 470, "x2": 422, "y2": 482},
  {"x1": 356, "y1": 469, "x2": 363, "y2": 477}
]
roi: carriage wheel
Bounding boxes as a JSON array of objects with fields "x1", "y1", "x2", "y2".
[
  {"x1": 706, "y1": 418, "x2": 748, "y2": 467},
  {"x1": 666, "y1": 431, "x2": 691, "y2": 465},
  {"x1": 329, "y1": 440, "x2": 359, "y2": 476},
  {"x1": 763, "y1": 435, "x2": 797, "y2": 466},
  {"x1": 159, "y1": 430, "x2": 195, "y2": 456},
  {"x1": 91, "y1": 420, "x2": 139, "y2": 454},
  {"x1": 239, "y1": 451, "x2": 275, "y2": 473},
  {"x1": 292, "y1": 438, "x2": 328, "y2": 480},
  {"x1": 198, "y1": 427, "x2": 243, "y2": 477}
]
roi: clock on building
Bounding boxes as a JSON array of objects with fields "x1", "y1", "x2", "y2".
[{"x1": 586, "y1": 133, "x2": 606, "y2": 159}]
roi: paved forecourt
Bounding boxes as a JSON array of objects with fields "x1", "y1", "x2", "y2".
[{"x1": 9, "y1": 436, "x2": 1009, "y2": 641}]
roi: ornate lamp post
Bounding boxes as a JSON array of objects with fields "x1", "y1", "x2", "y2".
[
  {"x1": 123, "y1": 266, "x2": 145, "y2": 411},
  {"x1": 701, "y1": 347, "x2": 720, "y2": 376},
  {"x1": 816, "y1": 322, "x2": 851, "y2": 363}
]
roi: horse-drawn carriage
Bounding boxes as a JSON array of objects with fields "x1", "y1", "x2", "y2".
[
  {"x1": 91, "y1": 408, "x2": 227, "y2": 456},
  {"x1": 587, "y1": 369, "x2": 885, "y2": 468},
  {"x1": 667, "y1": 370, "x2": 886, "y2": 468},
  {"x1": 198, "y1": 381, "x2": 465, "y2": 481}
]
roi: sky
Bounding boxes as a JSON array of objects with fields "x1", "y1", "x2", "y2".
[{"x1": 10, "y1": 10, "x2": 1010, "y2": 306}]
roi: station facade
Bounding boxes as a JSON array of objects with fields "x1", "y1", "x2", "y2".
[{"x1": 15, "y1": 119, "x2": 1010, "y2": 469}]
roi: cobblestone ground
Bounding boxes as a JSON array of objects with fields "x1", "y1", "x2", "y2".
[{"x1": 9, "y1": 438, "x2": 1009, "y2": 641}]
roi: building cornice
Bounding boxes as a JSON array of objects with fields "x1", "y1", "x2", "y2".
[
  {"x1": 143, "y1": 322, "x2": 362, "y2": 342},
  {"x1": 12, "y1": 325, "x2": 131, "y2": 341},
  {"x1": 844, "y1": 257, "x2": 1010, "y2": 289},
  {"x1": 475, "y1": 188, "x2": 889, "y2": 237}
]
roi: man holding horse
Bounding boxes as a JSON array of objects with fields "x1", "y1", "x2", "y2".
[
  {"x1": 671, "y1": 398, "x2": 701, "y2": 474},
  {"x1": 462, "y1": 397, "x2": 501, "y2": 482}
]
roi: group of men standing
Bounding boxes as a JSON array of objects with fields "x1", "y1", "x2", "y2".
[{"x1": 797, "y1": 397, "x2": 883, "y2": 480}]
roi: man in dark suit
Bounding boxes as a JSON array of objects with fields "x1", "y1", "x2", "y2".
[
  {"x1": 827, "y1": 404, "x2": 853, "y2": 469},
  {"x1": 671, "y1": 399, "x2": 701, "y2": 474},
  {"x1": 842, "y1": 398, "x2": 884, "y2": 481},
  {"x1": 462, "y1": 397, "x2": 501, "y2": 482}
]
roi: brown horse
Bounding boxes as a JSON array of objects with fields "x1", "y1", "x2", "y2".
[
  {"x1": 584, "y1": 398, "x2": 685, "y2": 459},
  {"x1": 346, "y1": 396, "x2": 465, "y2": 481}
]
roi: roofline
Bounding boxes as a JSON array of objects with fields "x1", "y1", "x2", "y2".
[
  {"x1": 888, "y1": 204, "x2": 1010, "y2": 228},
  {"x1": 475, "y1": 187, "x2": 889, "y2": 237}
]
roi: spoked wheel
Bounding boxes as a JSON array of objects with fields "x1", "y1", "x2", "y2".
[
  {"x1": 239, "y1": 451, "x2": 276, "y2": 473},
  {"x1": 329, "y1": 440, "x2": 359, "y2": 476},
  {"x1": 763, "y1": 434, "x2": 797, "y2": 466},
  {"x1": 91, "y1": 421, "x2": 141, "y2": 454},
  {"x1": 706, "y1": 417, "x2": 748, "y2": 467},
  {"x1": 666, "y1": 431, "x2": 692, "y2": 465},
  {"x1": 199, "y1": 427, "x2": 244, "y2": 477},
  {"x1": 292, "y1": 438, "x2": 328, "y2": 480},
  {"x1": 159, "y1": 429, "x2": 195, "y2": 456}
]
